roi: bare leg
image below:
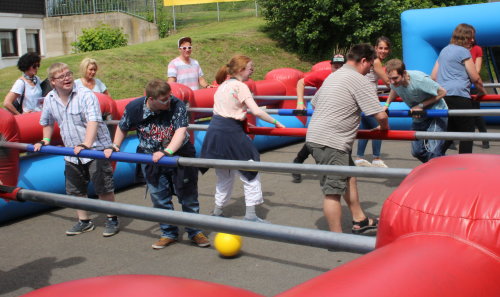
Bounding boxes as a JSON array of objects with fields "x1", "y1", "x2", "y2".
[
  {"x1": 99, "y1": 192, "x2": 116, "y2": 218},
  {"x1": 342, "y1": 177, "x2": 366, "y2": 222},
  {"x1": 323, "y1": 194, "x2": 342, "y2": 232}
]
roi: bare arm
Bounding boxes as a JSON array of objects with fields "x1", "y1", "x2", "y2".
[
  {"x1": 384, "y1": 89, "x2": 398, "y2": 111},
  {"x1": 73, "y1": 121, "x2": 98, "y2": 155},
  {"x1": 103, "y1": 126, "x2": 128, "y2": 158},
  {"x1": 3, "y1": 92, "x2": 21, "y2": 115},
  {"x1": 431, "y1": 61, "x2": 439, "y2": 81},
  {"x1": 465, "y1": 58, "x2": 487, "y2": 98},
  {"x1": 295, "y1": 78, "x2": 306, "y2": 110},
  {"x1": 167, "y1": 77, "x2": 177, "y2": 84},
  {"x1": 245, "y1": 96, "x2": 285, "y2": 128},
  {"x1": 372, "y1": 111, "x2": 389, "y2": 130},
  {"x1": 198, "y1": 76, "x2": 211, "y2": 88},
  {"x1": 475, "y1": 56, "x2": 482, "y2": 74},
  {"x1": 152, "y1": 127, "x2": 188, "y2": 163},
  {"x1": 33, "y1": 125, "x2": 54, "y2": 151}
]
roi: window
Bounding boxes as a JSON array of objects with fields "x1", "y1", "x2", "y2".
[
  {"x1": 0, "y1": 30, "x2": 18, "y2": 57},
  {"x1": 26, "y1": 30, "x2": 40, "y2": 54}
]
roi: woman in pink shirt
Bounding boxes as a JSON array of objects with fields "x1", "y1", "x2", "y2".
[{"x1": 201, "y1": 55, "x2": 284, "y2": 222}]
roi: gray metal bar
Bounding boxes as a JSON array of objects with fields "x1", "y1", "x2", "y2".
[
  {"x1": 178, "y1": 157, "x2": 411, "y2": 179},
  {"x1": 16, "y1": 189, "x2": 375, "y2": 254},
  {"x1": 254, "y1": 95, "x2": 313, "y2": 101},
  {"x1": 415, "y1": 131, "x2": 500, "y2": 141}
]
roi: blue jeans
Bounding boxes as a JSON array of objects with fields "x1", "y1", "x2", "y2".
[
  {"x1": 356, "y1": 116, "x2": 382, "y2": 158},
  {"x1": 411, "y1": 117, "x2": 448, "y2": 163},
  {"x1": 140, "y1": 164, "x2": 202, "y2": 239}
]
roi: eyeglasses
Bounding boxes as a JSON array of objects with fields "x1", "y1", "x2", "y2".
[
  {"x1": 156, "y1": 95, "x2": 173, "y2": 105},
  {"x1": 53, "y1": 71, "x2": 73, "y2": 81},
  {"x1": 179, "y1": 46, "x2": 192, "y2": 51},
  {"x1": 32, "y1": 63, "x2": 40, "y2": 69}
]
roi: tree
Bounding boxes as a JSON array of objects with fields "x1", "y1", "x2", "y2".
[{"x1": 257, "y1": 0, "x2": 486, "y2": 60}]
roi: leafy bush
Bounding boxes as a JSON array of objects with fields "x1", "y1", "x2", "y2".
[
  {"x1": 72, "y1": 23, "x2": 128, "y2": 53},
  {"x1": 257, "y1": 0, "x2": 484, "y2": 60}
]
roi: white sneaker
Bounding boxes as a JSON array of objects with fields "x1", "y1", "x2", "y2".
[
  {"x1": 354, "y1": 159, "x2": 372, "y2": 167},
  {"x1": 371, "y1": 159, "x2": 388, "y2": 168}
]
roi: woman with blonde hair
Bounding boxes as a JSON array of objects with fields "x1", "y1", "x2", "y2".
[
  {"x1": 431, "y1": 23, "x2": 487, "y2": 154},
  {"x1": 74, "y1": 58, "x2": 110, "y2": 96},
  {"x1": 201, "y1": 55, "x2": 285, "y2": 222}
]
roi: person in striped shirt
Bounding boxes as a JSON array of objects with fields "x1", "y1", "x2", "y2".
[
  {"x1": 306, "y1": 44, "x2": 389, "y2": 234},
  {"x1": 34, "y1": 63, "x2": 119, "y2": 237},
  {"x1": 167, "y1": 37, "x2": 211, "y2": 91}
]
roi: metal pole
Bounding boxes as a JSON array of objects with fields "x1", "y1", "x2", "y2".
[
  {"x1": 172, "y1": 5, "x2": 176, "y2": 31},
  {"x1": 217, "y1": 2, "x2": 220, "y2": 22},
  {"x1": 188, "y1": 108, "x2": 500, "y2": 117},
  {"x1": 153, "y1": 0, "x2": 157, "y2": 24},
  {"x1": 4, "y1": 188, "x2": 374, "y2": 254},
  {"x1": 0, "y1": 142, "x2": 411, "y2": 179},
  {"x1": 255, "y1": 0, "x2": 258, "y2": 17}
]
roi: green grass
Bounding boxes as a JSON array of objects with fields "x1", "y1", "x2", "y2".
[{"x1": 0, "y1": 17, "x2": 313, "y2": 102}]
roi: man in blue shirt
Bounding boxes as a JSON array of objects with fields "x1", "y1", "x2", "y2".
[
  {"x1": 104, "y1": 79, "x2": 210, "y2": 250},
  {"x1": 384, "y1": 59, "x2": 448, "y2": 163}
]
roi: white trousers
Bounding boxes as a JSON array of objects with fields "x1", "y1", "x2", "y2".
[{"x1": 214, "y1": 168, "x2": 263, "y2": 207}]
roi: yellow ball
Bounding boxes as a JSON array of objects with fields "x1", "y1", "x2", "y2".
[{"x1": 214, "y1": 233, "x2": 242, "y2": 257}]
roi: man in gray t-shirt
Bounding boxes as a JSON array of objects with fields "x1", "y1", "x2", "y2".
[{"x1": 306, "y1": 44, "x2": 389, "y2": 234}]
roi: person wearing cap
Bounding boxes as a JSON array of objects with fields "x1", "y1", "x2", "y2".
[
  {"x1": 167, "y1": 37, "x2": 210, "y2": 91},
  {"x1": 291, "y1": 54, "x2": 345, "y2": 183}
]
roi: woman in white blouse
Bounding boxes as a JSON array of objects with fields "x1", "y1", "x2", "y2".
[
  {"x1": 74, "y1": 58, "x2": 110, "y2": 96},
  {"x1": 3, "y1": 52, "x2": 43, "y2": 114}
]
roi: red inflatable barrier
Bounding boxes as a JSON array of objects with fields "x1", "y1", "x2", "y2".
[
  {"x1": 21, "y1": 274, "x2": 264, "y2": 297},
  {"x1": 311, "y1": 60, "x2": 331, "y2": 72},
  {"x1": 276, "y1": 154, "x2": 500, "y2": 297},
  {"x1": 0, "y1": 109, "x2": 20, "y2": 187}
]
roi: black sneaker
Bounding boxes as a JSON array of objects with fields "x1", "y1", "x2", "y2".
[
  {"x1": 66, "y1": 221, "x2": 95, "y2": 236},
  {"x1": 292, "y1": 173, "x2": 302, "y2": 183},
  {"x1": 103, "y1": 218, "x2": 120, "y2": 237}
]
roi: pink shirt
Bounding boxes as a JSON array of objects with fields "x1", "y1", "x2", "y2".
[{"x1": 213, "y1": 79, "x2": 253, "y2": 120}]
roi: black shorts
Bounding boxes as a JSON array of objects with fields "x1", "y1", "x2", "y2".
[{"x1": 65, "y1": 159, "x2": 115, "y2": 196}]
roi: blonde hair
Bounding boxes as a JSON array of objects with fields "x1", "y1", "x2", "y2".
[
  {"x1": 215, "y1": 55, "x2": 252, "y2": 84},
  {"x1": 450, "y1": 23, "x2": 476, "y2": 47},
  {"x1": 48, "y1": 62, "x2": 69, "y2": 79},
  {"x1": 80, "y1": 57, "x2": 98, "y2": 78}
]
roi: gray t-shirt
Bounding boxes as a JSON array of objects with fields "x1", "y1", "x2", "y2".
[
  {"x1": 436, "y1": 44, "x2": 472, "y2": 98},
  {"x1": 391, "y1": 70, "x2": 447, "y2": 123},
  {"x1": 306, "y1": 64, "x2": 382, "y2": 153}
]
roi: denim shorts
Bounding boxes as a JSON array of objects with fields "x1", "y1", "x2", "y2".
[
  {"x1": 306, "y1": 142, "x2": 354, "y2": 196},
  {"x1": 65, "y1": 159, "x2": 115, "y2": 196}
]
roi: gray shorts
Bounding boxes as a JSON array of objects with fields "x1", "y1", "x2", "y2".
[
  {"x1": 306, "y1": 142, "x2": 354, "y2": 196},
  {"x1": 65, "y1": 159, "x2": 115, "y2": 196}
]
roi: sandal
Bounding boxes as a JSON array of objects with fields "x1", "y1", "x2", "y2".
[{"x1": 352, "y1": 217, "x2": 378, "y2": 234}]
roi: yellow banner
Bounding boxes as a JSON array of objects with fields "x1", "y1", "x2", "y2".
[{"x1": 164, "y1": 0, "x2": 246, "y2": 6}]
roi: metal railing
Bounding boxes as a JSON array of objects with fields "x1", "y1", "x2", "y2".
[{"x1": 45, "y1": 0, "x2": 156, "y2": 21}]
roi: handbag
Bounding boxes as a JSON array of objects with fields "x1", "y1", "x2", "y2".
[{"x1": 12, "y1": 79, "x2": 25, "y2": 114}]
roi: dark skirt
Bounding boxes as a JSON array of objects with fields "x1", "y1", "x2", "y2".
[{"x1": 200, "y1": 115, "x2": 260, "y2": 180}]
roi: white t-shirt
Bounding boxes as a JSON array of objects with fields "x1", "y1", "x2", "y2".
[
  {"x1": 10, "y1": 77, "x2": 43, "y2": 112},
  {"x1": 74, "y1": 78, "x2": 107, "y2": 93},
  {"x1": 167, "y1": 57, "x2": 204, "y2": 90}
]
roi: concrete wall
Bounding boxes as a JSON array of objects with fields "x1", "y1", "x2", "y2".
[{"x1": 43, "y1": 12, "x2": 158, "y2": 57}]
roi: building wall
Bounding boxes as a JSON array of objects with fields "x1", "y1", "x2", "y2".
[
  {"x1": 0, "y1": 12, "x2": 45, "y2": 69},
  {"x1": 43, "y1": 12, "x2": 159, "y2": 57}
]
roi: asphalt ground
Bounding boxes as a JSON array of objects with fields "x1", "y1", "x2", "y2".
[{"x1": 1, "y1": 130, "x2": 498, "y2": 297}]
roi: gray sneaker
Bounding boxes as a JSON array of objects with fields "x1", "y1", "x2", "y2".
[
  {"x1": 66, "y1": 221, "x2": 95, "y2": 236},
  {"x1": 103, "y1": 218, "x2": 120, "y2": 237}
]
